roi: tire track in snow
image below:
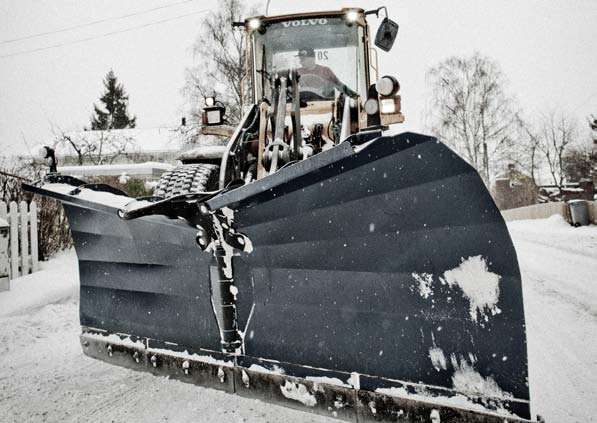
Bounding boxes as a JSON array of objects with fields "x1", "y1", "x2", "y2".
[
  {"x1": 0, "y1": 301, "x2": 336, "y2": 423},
  {"x1": 67, "y1": 370, "x2": 145, "y2": 423},
  {"x1": 514, "y1": 237, "x2": 597, "y2": 318},
  {"x1": 511, "y1": 228, "x2": 597, "y2": 423}
]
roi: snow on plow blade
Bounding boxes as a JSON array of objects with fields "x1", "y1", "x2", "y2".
[{"x1": 24, "y1": 132, "x2": 532, "y2": 422}]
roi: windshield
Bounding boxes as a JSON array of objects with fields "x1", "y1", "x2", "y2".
[{"x1": 252, "y1": 17, "x2": 361, "y2": 101}]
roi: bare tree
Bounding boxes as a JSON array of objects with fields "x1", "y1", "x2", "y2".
[
  {"x1": 51, "y1": 125, "x2": 134, "y2": 166},
  {"x1": 536, "y1": 112, "x2": 577, "y2": 187},
  {"x1": 183, "y1": 0, "x2": 256, "y2": 131},
  {"x1": 512, "y1": 115, "x2": 543, "y2": 186},
  {"x1": 425, "y1": 53, "x2": 520, "y2": 184},
  {"x1": 0, "y1": 158, "x2": 73, "y2": 260},
  {"x1": 589, "y1": 114, "x2": 597, "y2": 134},
  {"x1": 36, "y1": 196, "x2": 74, "y2": 260},
  {"x1": 0, "y1": 159, "x2": 31, "y2": 204}
]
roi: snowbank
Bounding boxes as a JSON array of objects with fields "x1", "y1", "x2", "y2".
[
  {"x1": 509, "y1": 213, "x2": 582, "y2": 232},
  {"x1": 0, "y1": 249, "x2": 78, "y2": 317}
]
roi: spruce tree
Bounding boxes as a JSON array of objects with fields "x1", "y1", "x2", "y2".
[{"x1": 90, "y1": 70, "x2": 136, "y2": 130}]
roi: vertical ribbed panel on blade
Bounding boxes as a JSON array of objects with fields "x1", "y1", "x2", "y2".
[{"x1": 64, "y1": 205, "x2": 222, "y2": 351}]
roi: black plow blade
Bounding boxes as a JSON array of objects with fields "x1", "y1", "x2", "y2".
[{"x1": 23, "y1": 132, "x2": 531, "y2": 421}]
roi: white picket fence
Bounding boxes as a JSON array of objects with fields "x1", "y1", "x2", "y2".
[{"x1": 0, "y1": 201, "x2": 39, "y2": 288}]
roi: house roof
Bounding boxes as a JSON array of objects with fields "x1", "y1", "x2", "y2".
[{"x1": 50, "y1": 127, "x2": 187, "y2": 157}]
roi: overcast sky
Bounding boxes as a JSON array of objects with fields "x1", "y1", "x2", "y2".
[{"x1": 1, "y1": 0, "x2": 596, "y2": 156}]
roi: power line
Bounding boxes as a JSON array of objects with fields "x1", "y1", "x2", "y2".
[
  {"x1": 0, "y1": 0, "x2": 196, "y2": 45},
  {"x1": 0, "y1": 8, "x2": 212, "y2": 59}
]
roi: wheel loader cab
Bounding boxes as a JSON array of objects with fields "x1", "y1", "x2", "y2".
[
  {"x1": 243, "y1": 9, "x2": 404, "y2": 141},
  {"x1": 218, "y1": 8, "x2": 405, "y2": 181},
  {"x1": 248, "y1": 10, "x2": 369, "y2": 105},
  {"x1": 195, "y1": 8, "x2": 403, "y2": 183}
]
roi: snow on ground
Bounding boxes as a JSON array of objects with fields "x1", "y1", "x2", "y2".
[
  {"x1": 0, "y1": 254, "x2": 335, "y2": 422},
  {"x1": 0, "y1": 250, "x2": 79, "y2": 318},
  {"x1": 508, "y1": 216, "x2": 597, "y2": 423},
  {"x1": 0, "y1": 215, "x2": 595, "y2": 422}
]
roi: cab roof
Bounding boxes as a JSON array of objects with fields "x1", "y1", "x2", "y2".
[{"x1": 244, "y1": 8, "x2": 365, "y2": 27}]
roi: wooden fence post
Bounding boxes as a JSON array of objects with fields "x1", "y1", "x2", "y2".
[
  {"x1": 0, "y1": 201, "x2": 40, "y2": 281},
  {"x1": 0, "y1": 202, "x2": 6, "y2": 224},
  {"x1": 30, "y1": 201, "x2": 38, "y2": 272},
  {"x1": 9, "y1": 201, "x2": 18, "y2": 278},
  {"x1": 19, "y1": 201, "x2": 29, "y2": 275},
  {"x1": 0, "y1": 202, "x2": 9, "y2": 291}
]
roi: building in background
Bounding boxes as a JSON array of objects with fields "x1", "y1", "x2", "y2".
[{"x1": 490, "y1": 164, "x2": 538, "y2": 210}]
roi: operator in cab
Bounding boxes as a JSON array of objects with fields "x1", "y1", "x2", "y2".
[{"x1": 296, "y1": 48, "x2": 357, "y2": 99}]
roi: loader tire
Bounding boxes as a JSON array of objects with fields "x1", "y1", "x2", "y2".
[{"x1": 154, "y1": 163, "x2": 219, "y2": 198}]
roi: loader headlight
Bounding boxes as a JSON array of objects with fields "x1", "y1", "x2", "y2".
[
  {"x1": 202, "y1": 105, "x2": 225, "y2": 126},
  {"x1": 248, "y1": 18, "x2": 261, "y2": 30},
  {"x1": 37, "y1": 145, "x2": 51, "y2": 159},
  {"x1": 375, "y1": 76, "x2": 400, "y2": 97},
  {"x1": 364, "y1": 98, "x2": 379, "y2": 115},
  {"x1": 247, "y1": 17, "x2": 267, "y2": 34},
  {"x1": 345, "y1": 10, "x2": 359, "y2": 23},
  {"x1": 206, "y1": 110, "x2": 222, "y2": 124},
  {"x1": 205, "y1": 96, "x2": 215, "y2": 107},
  {"x1": 380, "y1": 98, "x2": 398, "y2": 114},
  {"x1": 36, "y1": 145, "x2": 58, "y2": 172}
]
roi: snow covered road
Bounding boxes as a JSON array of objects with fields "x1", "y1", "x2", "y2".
[
  {"x1": 0, "y1": 216, "x2": 595, "y2": 422},
  {"x1": 0, "y1": 252, "x2": 337, "y2": 423},
  {"x1": 509, "y1": 216, "x2": 597, "y2": 423}
]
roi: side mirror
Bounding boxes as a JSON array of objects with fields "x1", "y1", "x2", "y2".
[{"x1": 374, "y1": 18, "x2": 399, "y2": 52}]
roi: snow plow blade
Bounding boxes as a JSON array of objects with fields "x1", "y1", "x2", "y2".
[{"x1": 24, "y1": 132, "x2": 532, "y2": 422}]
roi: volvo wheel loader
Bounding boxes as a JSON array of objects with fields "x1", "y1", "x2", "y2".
[{"x1": 25, "y1": 7, "x2": 536, "y2": 423}]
